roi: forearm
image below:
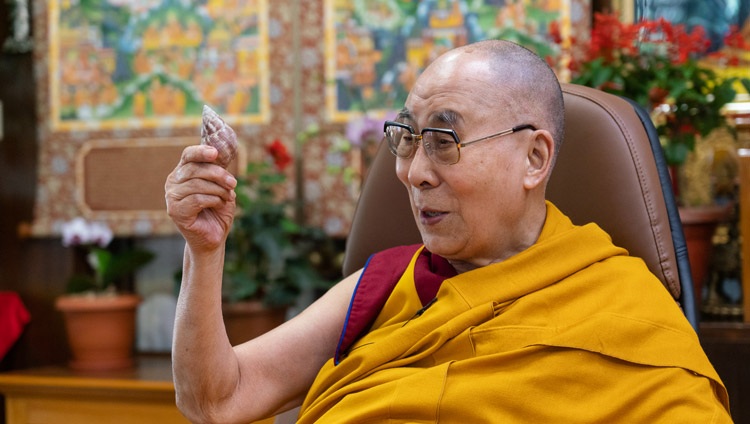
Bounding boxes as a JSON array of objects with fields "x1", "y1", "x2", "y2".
[
  {"x1": 171, "y1": 239, "x2": 360, "y2": 423},
  {"x1": 172, "y1": 244, "x2": 240, "y2": 422}
]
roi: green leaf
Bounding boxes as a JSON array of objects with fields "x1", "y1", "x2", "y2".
[
  {"x1": 740, "y1": 78, "x2": 750, "y2": 95},
  {"x1": 100, "y1": 248, "x2": 155, "y2": 289},
  {"x1": 65, "y1": 274, "x2": 98, "y2": 294},
  {"x1": 663, "y1": 141, "x2": 690, "y2": 166}
]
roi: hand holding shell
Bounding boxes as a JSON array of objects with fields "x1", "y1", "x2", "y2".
[{"x1": 201, "y1": 105, "x2": 238, "y2": 168}]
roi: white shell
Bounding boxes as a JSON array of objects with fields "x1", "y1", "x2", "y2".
[{"x1": 201, "y1": 105, "x2": 238, "y2": 168}]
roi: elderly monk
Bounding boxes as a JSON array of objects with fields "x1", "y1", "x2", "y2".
[{"x1": 165, "y1": 40, "x2": 731, "y2": 423}]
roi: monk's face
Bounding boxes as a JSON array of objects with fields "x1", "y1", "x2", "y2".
[{"x1": 396, "y1": 50, "x2": 539, "y2": 271}]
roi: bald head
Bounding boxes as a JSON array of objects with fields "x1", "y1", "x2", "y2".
[{"x1": 427, "y1": 40, "x2": 565, "y2": 158}]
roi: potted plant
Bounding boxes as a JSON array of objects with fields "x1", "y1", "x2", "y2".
[
  {"x1": 222, "y1": 140, "x2": 332, "y2": 345},
  {"x1": 556, "y1": 13, "x2": 750, "y2": 302},
  {"x1": 563, "y1": 13, "x2": 745, "y2": 173},
  {"x1": 55, "y1": 218, "x2": 155, "y2": 371}
]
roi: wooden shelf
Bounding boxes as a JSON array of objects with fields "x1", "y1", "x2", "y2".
[
  {"x1": 0, "y1": 356, "x2": 188, "y2": 424},
  {"x1": 699, "y1": 321, "x2": 750, "y2": 423},
  {"x1": 0, "y1": 355, "x2": 277, "y2": 424},
  {"x1": 699, "y1": 321, "x2": 750, "y2": 344},
  {"x1": 738, "y1": 151, "x2": 750, "y2": 322}
]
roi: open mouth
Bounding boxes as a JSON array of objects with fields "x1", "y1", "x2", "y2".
[{"x1": 420, "y1": 209, "x2": 447, "y2": 221}]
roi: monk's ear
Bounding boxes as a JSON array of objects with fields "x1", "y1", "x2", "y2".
[{"x1": 523, "y1": 129, "x2": 555, "y2": 190}]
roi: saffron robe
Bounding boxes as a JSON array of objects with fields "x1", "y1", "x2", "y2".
[{"x1": 298, "y1": 203, "x2": 731, "y2": 423}]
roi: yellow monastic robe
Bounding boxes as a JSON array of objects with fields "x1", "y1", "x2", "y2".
[{"x1": 299, "y1": 203, "x2": 731, "y2": 423}]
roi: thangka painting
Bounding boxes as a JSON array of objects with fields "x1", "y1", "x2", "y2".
[
  {"x1": 325, "y1": 0, "x2": 590, "y2": 122},
  {"x1": 29, "y1": 0, "x2": 281, "y2": 237},
  {"x1": 48, "y1": 0, "x2": 270, "y2": 132}
]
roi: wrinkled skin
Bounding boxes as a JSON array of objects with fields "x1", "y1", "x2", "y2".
[{"x1": 395, "y1": 49, "x2": 554, "y2": 273}]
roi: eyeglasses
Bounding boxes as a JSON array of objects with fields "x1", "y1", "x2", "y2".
[{"x1": 384, "y1": 121, "x2": 537, "y2": 165}]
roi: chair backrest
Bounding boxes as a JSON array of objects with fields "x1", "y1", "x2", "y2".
[{"x1": 342, "y1": 83, "x2": 697, "y2": 329}]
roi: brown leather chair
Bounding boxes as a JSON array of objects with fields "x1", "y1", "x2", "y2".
[{"x1": 342, "y1": 83, "x2": 698, "y2": 329}]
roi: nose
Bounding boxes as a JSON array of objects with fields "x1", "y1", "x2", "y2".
[{"x1": 405, "y1": 137, "x2": 438, "y2": 188}]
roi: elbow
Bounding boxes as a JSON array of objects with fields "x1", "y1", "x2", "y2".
[
  {"x1": 175, "y1": 390, "x2": 236, "y2": 424},
  {"x1": 175, "y1": 390, "x2": 280, "y2": 424}
]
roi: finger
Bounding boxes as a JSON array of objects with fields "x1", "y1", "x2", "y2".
[
  {"x1": 166, "y1": 190, "x2": 236, "y2": 228},
  {"x1": 168, "y1": 159, "x2": 237, "y2": 192},
  {"x1": 171, "y1": 192, "x2": 234, "y2": 218},
  {"x1": 166, "y1": 176, "x2": 236, "y2": 211},
  {"x1": 166, "y1": 162, "x2": 235, "y2": 204},
  {"x1": 187, "y1": 177, "x2": 236, "y2": 202},
  {"x1": 179, "y1": 144, "x2": 219, "y2": 166}
]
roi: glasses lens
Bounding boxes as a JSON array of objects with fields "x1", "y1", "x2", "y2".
[
  {"x1": 386, "y1": 125, "x2": 416, "y2": 158},
  {"x1": 423, "y1": 130, "x2": 459, "y2": 165}
]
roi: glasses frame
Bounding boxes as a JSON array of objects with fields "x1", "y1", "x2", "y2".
[{"x1": 383, "y1": 120, "x2": 537, "y2": 165}]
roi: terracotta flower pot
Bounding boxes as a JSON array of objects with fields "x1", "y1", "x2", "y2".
[
  {"x1": 55, "y1": 293, "x2": 141, "y2": 371},
  {"x1": 679, "y1": 205, "x2": 732, "y2": 307},
  {"x1": 222, "y1": 301, "x2": 287, "y2": 346}
]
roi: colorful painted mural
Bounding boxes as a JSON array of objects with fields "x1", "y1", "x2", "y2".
[
  {"x1": 30, "y1": 0, "x2": 589, "y2": 237},
  {"x1": 325, "y1": 0, "x2": 584, "y2": 121},
  {"x1": 48, "y1": 0, "x2": 269, "y2": 132}
]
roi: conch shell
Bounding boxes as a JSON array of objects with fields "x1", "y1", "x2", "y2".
[{"x1": 201, "y1": 105, "x2": 238, "y2": 168}]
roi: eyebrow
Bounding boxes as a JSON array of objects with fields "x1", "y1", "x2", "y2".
[
  {"x1": 397, "y1": 108, "x2": 413, "y2": 122},
  {"x1": 396, "y1": 108, "x2": 462, "y2": 128},
  {"x1": 430, "y1": 110, "x2": 461, "y2": 127}
]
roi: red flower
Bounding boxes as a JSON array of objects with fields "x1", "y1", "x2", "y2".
[
  {"x1": 552, "y1": 12, "x2": 740, "y2": 167},
  {"x1": 669, "y1": 23, "x2": 709, "y2": 64},
  {"x1": 586, "y1": 13, "x2": 710, "y2": 65},
  {"x1": 724, "y1": 26, "x2": 748, "y2": 50},
  {"x1": 678, "y1": 122, "x2": 698, "y2": 136},
  {"x1": 648, "y1": 86, "x2": 670, "y2": 105},
  {"x1": 587, "y1": 12, "x2": 638, "y2": 63},
  {"x1": 717, "y1": 25, "x2": 749, "y2": 66},
  {"x1": 548, "y1": 20, "x2": 562, "y2": 44},
  {"x1": 267, "y1": 139, "x2": 292, "y2": 171}
]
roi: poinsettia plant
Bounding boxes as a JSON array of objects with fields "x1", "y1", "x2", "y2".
[
  {"x1": 223, "y1": 140, "x2": 331, "y2": 307},
  {"x1": 560, "y1": 13, "x2": 749, "y2": 166}
]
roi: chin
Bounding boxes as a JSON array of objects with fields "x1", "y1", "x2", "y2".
[{"x1": 421, "y1": 234, "x2": 458, "y2": 258}]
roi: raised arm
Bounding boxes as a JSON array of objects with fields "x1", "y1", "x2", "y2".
[{"x1": 165, "y1": 145, "x2": 357, "y2": 423}]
